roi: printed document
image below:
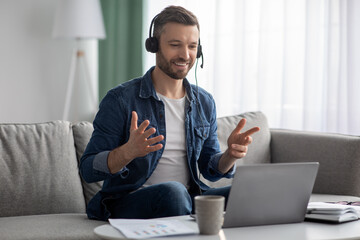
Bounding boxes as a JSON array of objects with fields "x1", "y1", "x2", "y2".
[{"x1": 109, "y1": 218, "x2": 197, "y2": 239}]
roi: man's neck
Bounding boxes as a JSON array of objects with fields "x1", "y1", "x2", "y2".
[{"x1": 151, "y1": 66, "x2": 186, "y2": 99}]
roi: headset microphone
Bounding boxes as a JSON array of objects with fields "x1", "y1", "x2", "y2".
[{"x1": 197, "y1": 39, "x2": 204, "y2": 68}]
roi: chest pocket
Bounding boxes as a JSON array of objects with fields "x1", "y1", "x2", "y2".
[
  {"x1": 194, "y1": 126, "x2": 210, "y2": 140},
  {"x1": 194, "y1": 126, "x2": 210, "y2": 156}
]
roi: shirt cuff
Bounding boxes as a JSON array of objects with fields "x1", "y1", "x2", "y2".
[
  {"x1": 93, "y1": 151, "x2": 111, "y2": 174},
  {"x1": 209, "y1": 152, "x2": 236, "y2": 178}
]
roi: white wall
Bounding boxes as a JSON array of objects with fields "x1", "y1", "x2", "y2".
[{"x1": 0, "y1": 0, "x2": 98, "y2": 123}]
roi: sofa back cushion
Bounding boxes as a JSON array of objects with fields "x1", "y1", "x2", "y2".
[
  {"x1": 271, "y1": 129, "x2": 360, "y2": 196},
  {"x1": 201, "y1": 111, "x2": 271, "y2": 188},
  {"x1": 72, "y1": 121, "x2": 103, "y2": 205},
  {"x1": 0, "y1": 121, "x2": 86, "y2": 217}
]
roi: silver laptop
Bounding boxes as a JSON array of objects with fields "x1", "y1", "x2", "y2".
[{"x1": 223, "y1": 162, "x2": 319, "y2": 228}]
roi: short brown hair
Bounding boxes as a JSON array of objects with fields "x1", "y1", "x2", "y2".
[{"x1": 153, "y1": 6, "x2": 200, "y2": 40}]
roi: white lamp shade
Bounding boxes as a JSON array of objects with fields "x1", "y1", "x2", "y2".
[{"x1": 53, "y1": 0, "x2": 106, "y2": 39}]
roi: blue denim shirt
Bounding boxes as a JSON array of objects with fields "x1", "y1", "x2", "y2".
[{"x1": 79, "y1": 67, "x2": 235, "y2": 220}]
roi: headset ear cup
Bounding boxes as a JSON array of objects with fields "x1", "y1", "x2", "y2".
[
  {"x1": 197, "y1": 44, "x2": 202, "y2": 58},
  {"x1": 145, "y1": 37, "x2": 159, "y2": 53}
]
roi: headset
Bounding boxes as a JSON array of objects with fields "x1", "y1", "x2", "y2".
[{"x1": 145, "y1": 14, "x2": 204, "y2": 68}]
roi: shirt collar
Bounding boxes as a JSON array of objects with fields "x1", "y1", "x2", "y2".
[{"x1": 139, "y1": 66, "x2": 195, "y2": 103}]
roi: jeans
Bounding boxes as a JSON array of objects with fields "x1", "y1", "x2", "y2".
[{"x1": 107, "y1": 181, "x2": 231, "y2": 219}]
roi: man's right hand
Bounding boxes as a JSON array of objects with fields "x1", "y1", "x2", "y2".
[
  {"x1": 125, "y1": 111, "x2": 164, "y2": 159},
  {"x1": 107, "y1": 111, "x2": 164, "y2": 174}
]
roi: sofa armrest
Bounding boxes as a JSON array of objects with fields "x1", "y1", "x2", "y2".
[{"x1": 270, "y1": 129, "x2": 360, "y2": 197}]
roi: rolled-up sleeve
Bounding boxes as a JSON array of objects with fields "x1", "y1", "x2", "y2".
[{"x1": 79, "y1": 91, "x2": 128, "y2": 183}]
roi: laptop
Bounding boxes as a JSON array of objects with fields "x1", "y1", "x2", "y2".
[{"x1": 223, "y1": 162, "x2": 319, "y2": 228}]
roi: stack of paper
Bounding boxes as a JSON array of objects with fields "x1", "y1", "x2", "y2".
[
  {"x1": 108, "y1": 218, "x2": 197, "y2": 239},
  {"x1": 306, "y1": 202, "x2": 360, "y2": 223}
]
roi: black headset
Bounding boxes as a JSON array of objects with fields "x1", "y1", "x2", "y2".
[{"x1": 145, "y1": 14, "x2": 204, "y2": 65}]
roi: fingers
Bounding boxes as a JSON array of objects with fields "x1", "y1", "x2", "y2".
[
  {"x1": 233, "y1": 117, "x2": 260, "y2": 138},
  {"x1": 130, "y1": 111, "x2": 161, "y2": 140},
  {"x1": 239, "y1": 136, "x2": 253, "y2": 146},
  {"x1": 230, "y1": 151, "x2": 247, "y2": 159},
  {"x1": 231, "y1": 144, "x2": 247, "y2": 152},
  {"x1": 130, "y1": 111, "x2": 138, "y2": 130},
  {"x1": 229, "y1": 144, "x2": 248, "y2": 159},
  {"x1": 128, "y1": 111, "x2": 164, "y2": 156},
  {"x1": 246, "y1": 136, "x2": 253, "y2": 145},
  {"x1": 235, "y1": 118, "x2": 260, "y2": 137},
  {"x1": 136, "y1": 134, "x2": 164, "y2": 156},
  {"x1": 146, "y1": 143, "x2": 164, "y2": 153},
  {"x1": 139, "y1": 122, "x2": 157, "y2": 139},
  {"x1": 243, "y1": 126, "x2": 260, "y2": 137},
  {"x1": 138, "y1": 119, "x2": 150, "y2": 133},
  {"x1": 146, "y1": 134, "x2": 164, "y2": 146},
  {"x1": 233, "y1": 118, "x2": 246, "y2": 134},
  {"x1": 131, "y1": 111, "x2": 150, "y2": 133}
]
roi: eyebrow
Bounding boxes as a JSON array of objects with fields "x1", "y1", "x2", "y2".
[{"x1": 167, "y1": 39, "x2": 198, "y2": 45}]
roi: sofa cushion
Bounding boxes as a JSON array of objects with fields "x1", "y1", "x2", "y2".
[
  {"x1": 201, "y1": 111, "x2": 271, "y2": 188},
  {"x1": 217, "y1": 111, "x2": 271, "y2": 164},
  {"x1": 0, "y1": 213, "x2": 104, "y2": 240},
  {"x1": 0, "y1": 121, "x2": 86, "y2": 217},
  {"x1": 72, "y1": 121, "x2": 103, "y2": 205},
  {"x1": 271, "y1": 129, "x2": 360, "y2": 197}
]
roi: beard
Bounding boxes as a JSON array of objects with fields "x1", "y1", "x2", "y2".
[{"x1": 156, "y1": 50, "x2": 194, "y2": 80}]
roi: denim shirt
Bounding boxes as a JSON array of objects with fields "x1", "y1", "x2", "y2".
[{"x1": 79, "y1": 67, "x2": 235, "y2": 220}]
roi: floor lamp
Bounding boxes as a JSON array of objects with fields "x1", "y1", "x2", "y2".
[{"x1": 52, "y1": 0, "x2": 106, "y2": 121}]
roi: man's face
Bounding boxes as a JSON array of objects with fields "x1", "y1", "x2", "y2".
[{"x1": 156, "y1": 22, "x2": 199, "y2": 80}]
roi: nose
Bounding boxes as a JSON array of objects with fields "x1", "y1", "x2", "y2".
[{"x1": 179, "y1": 46, "x2": 190, "y2": 60}]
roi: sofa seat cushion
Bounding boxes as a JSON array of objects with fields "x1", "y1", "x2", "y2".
[
  {"x1": 0, "y1": 121, "x2": 86, "y2": 217},
  {"x1": 0, "y1": 213, "x2": 104, "y2": 240}
]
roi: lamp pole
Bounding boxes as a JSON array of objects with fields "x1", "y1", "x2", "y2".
[{"x1": 52, "y1": 0, "x2": 106, "y2": 121}]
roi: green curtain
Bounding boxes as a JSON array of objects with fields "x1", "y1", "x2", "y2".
[{"x1": 99, "y1": 0, "x2": 143, "y2": 100}]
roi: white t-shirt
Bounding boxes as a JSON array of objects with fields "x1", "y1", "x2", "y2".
[{"x1": 143, "y1": 92, "x2": 190, "y2": 189}]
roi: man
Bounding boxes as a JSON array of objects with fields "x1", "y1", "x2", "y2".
[{"x1": 80, "y1": 5, "x2": 260, "y2": 221}]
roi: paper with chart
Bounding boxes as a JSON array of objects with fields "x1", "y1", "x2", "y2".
[{"x1": 108, "y1": 218, "x2": 197, "y2": 239}]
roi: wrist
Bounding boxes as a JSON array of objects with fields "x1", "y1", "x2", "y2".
[
  {"x1": 108, "y1": 144, "x2": 133, "y2": 174},
  {"x1": 218, "y1": 150, "x2": 236, "y2": 174}
]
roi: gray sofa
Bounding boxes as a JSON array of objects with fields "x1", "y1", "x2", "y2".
[{"x1": 1, "y1": 111, "x2": 360, "y2": 240}]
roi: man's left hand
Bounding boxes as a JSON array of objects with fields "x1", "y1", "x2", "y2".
[
  {"x1": 227, "y1": 118, "x2": 260, "y2": 159},
  {"x1": 218, "y1": 118, "x2": 260, "y2": 174}
]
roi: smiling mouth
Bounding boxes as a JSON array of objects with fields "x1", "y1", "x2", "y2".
[{"x1": 174, "y1": 62, "x2": 188, "y2": 66}]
